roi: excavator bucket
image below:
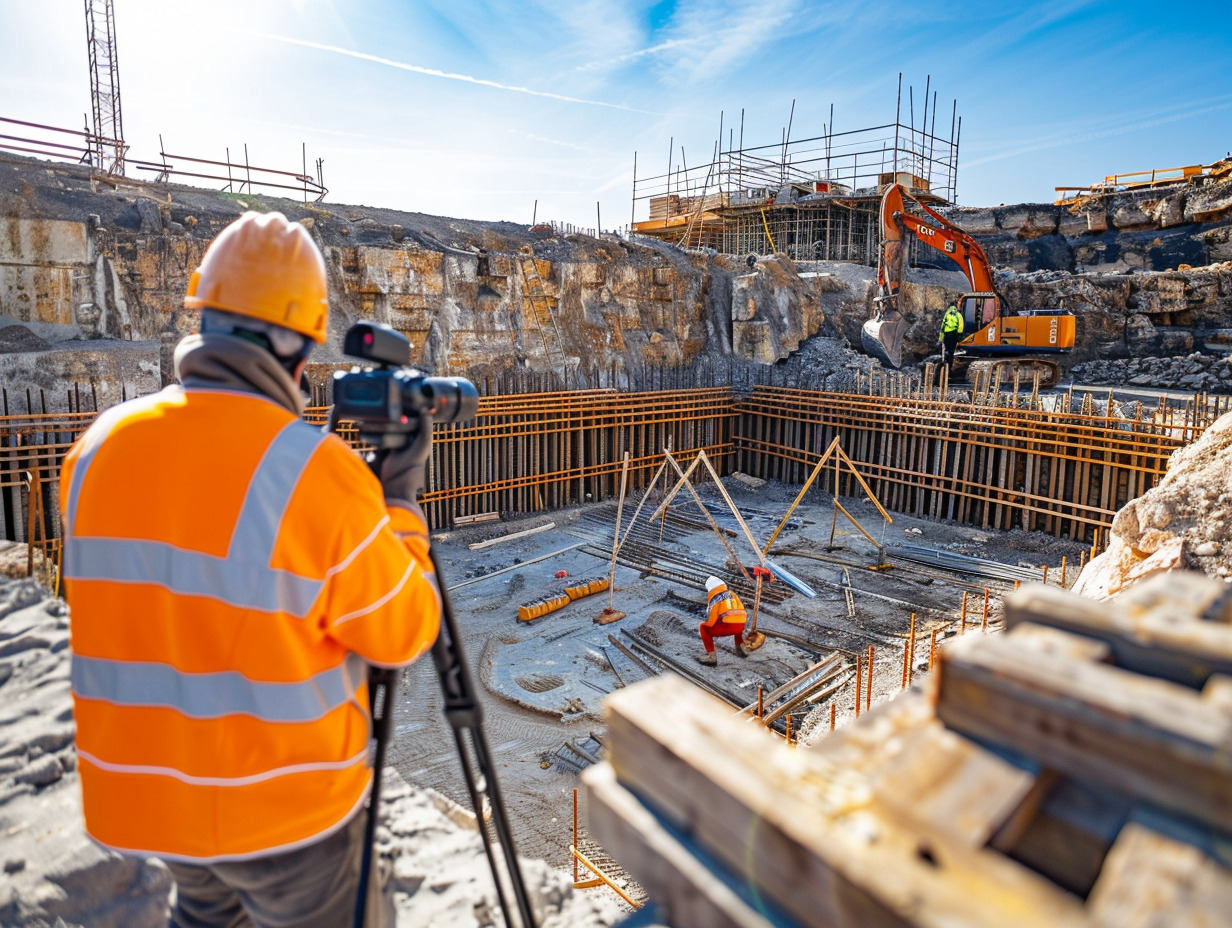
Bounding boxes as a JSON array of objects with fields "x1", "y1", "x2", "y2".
[{"x1": 861, "y1": 311, "x2": 906, "y2": 369}]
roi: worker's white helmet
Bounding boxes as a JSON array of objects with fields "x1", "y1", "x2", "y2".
[{"x1": 705, "y1": 576, "x2": 724, "y2": 593}]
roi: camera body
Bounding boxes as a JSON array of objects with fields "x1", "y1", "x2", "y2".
[{"x1": 333, "y1": 322, "x2": 479, "y2": 448}]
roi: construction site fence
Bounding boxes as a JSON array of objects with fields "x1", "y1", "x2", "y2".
[{"x1": 3, "y1": 378, "x2": 1225, "y2": 573}]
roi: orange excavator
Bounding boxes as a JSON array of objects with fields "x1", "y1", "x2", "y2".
[{"x1": 862, "y1": 183, "x2": 1076, "y2": 386}]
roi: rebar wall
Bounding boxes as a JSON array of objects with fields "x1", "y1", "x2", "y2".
[
  {"x1": 734, "y1": 385, "x2": 1209, "y2": 542},
  {"x1": 6, "y1": 382, "x2": 1229, "y2": 559}
]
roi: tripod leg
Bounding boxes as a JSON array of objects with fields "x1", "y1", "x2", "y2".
[
  {"x1": 354, "y1": 669, "x2": 398, "y2": 928},
  {"x1": 429, "y1": 547, "x2": 538, "y2": 928}
]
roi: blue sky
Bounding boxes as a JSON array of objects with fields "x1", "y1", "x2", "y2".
[{"x1": 1, "y1": 1, "x2": 1229, "y2": 226}]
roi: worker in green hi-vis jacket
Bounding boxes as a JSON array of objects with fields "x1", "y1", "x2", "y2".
[{"x1": 940, "y1": 302, "x2": 964, "y2": 368}]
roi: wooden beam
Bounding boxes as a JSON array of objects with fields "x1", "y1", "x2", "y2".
[
  {"x1": 584, "y1": 763, "x2": 780, "y2": 928},
  {"x1": 935, "y1": 625, "x2": 1232, "y2": 832},
  {"x1": 1005, "y1": 574, "x2": 1232, "y2": 689},
  {"x1": 762, "y1": 437, "x2": 840, "y2": 554},
  {"x1": 812, "y1": 689, "x2": 1039, "y2": 849},
  {"x1": 661, "y1": 450, "x2": 752, "y2": 582},
  {"x1": 1087, "y1": 820, "x2": 1232, "y2": 926},
  {"x1": 835, "y1": 446, "x2": 893, "y2": 524},
  {"x1": 833, "y1": 499, "x2": 880, "y2": 549},
  {"x1": 696, "y1": 450, "x2": 766, "y2": 567},
  {"x1": 649, "y1": 451, "x2": 705, "y2": 523},
  {"x1": 466, "y1": 521, "x2": 556, "y2": 550},
  {"x1": 602, "y1": 675, "x2": 1088, "y2": 928}
]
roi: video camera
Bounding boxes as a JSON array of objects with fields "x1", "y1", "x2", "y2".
[{"x1": 332, "y1": 321, "x2": 479, "y2": 449}]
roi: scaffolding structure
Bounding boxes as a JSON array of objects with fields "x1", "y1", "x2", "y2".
[
  {"x1": 630, "y1": 75, "x2": 961, "y2": 263},
  {"x1": 83, "y1": 0, "x2": 126, "y2": 175}
]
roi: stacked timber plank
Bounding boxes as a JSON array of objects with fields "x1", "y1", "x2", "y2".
[{"x1": 583, "y1": 571, "x2": 1232, "y2": 927}]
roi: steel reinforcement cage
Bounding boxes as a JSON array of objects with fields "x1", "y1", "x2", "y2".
[{"x1": 4, "y1": 378, "x2": 1225, "y2": 582}]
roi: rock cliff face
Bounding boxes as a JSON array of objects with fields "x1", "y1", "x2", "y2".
[
  {"x1": 945, "y1": 177, "x2": 1232, "y2": 274},
  {"x1": 0, "y1": 155, "x2": 834, "y2": 408},
  {"x1": 3, "y1": 152, "x2": 1232, "y2": 405}
]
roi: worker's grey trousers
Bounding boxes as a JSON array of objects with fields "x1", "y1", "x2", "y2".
[{"x1": 166, "y1": 810, "x2": 393, "y2": 928}]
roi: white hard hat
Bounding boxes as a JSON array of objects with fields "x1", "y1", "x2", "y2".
[{"x1": 705, "y1": 576, "x2": 724, "y2": 593}]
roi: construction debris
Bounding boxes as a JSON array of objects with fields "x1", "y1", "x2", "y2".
[
  {"x1": 468, "y1": 521, "x2": 557, "y2": 550},
  {"x1": 585, "y1": 571, "x2": 1232, "y2": 927}
]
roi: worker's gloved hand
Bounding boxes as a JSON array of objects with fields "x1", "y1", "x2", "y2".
[{"x1": 379, "y1": 417, "x2": 433, "y2": 508}]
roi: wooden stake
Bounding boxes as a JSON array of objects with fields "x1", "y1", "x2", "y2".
[
  {"x1": 756, "y1": 684, "x2": 763, "y2": 721},
  {"x1": 929, "y1": 627, "x2": 938, "y2": 671},
  {"x1": 960, "y1": 590, "x2": 968, "y2": 633},
  {"x1": 865, "y1": 645, "x2": 874, "y2": 711},
  {"x1": 854, "y1": 655, "x2": 862, "y2": 717},
  {"x1": 1060, "y1": 555, "x2": 1067, "y2": 587},
  {"x1": 982, "y1": 588, "x2": 990, "y2": 631},
  {"x1": 1041, "y1": 564, "x2": 1049, "y2": 585},
  {"x1": 607, "y1": 451, "x2": 631, "y2": 609},
  {"x1": 908, "y1": 612, "x2": 917, "y2": 685},
  {"x1": 830, "y1": 702, "x2": 836, "y2": 731}
]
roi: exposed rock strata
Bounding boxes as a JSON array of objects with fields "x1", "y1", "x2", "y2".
[
  {"x1": 945, "y1": 177, "x2": 1232, "y2": 273},
  {"x1": 4, "y1": 152, "x2": 1232, "y2": 403}
]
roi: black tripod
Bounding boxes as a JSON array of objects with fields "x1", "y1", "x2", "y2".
[{"x1": 353, "y1": 544, "x2": 538, "y2": 928}]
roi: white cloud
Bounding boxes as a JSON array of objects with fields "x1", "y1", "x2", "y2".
[
  {"x1": 653, "y1": 0, "x2": 800, "y2": 85},
  {"x1": 260, "y1": 34, "x2": 659, "y2": 113},
  {"x1": 574, "y1": 38, "x2": 694, "y2": 72}
]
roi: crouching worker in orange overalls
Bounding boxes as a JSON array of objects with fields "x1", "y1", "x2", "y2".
[{"x1": 695, "y1": 576, "x2": 748, "y2": 666}]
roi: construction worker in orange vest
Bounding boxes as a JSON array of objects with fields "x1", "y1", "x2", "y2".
[
  {"x1": 60, "y1": 211, "x2": 442, "y2": 927},
  {"x1": 695, "y1": 575, "x2": 748, "y2": 666}
]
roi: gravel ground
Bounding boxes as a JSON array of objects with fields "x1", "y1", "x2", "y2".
[{"x1": 391, "y1": 474, "x2": 1089, "y2": 873}]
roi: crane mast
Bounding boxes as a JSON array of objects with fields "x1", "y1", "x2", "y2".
[{"x1": 84, "y1": 0, "x2": 126, "y2": 174}]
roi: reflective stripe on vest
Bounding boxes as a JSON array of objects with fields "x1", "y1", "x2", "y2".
[
  {"x1": 64, "y1": 416, "x2": 328, "y2": 617},
  {"x1": 707, "y1": 589, "x2": 747, "y2": 624},
  {"x1": 72, "y1": 652, "x2": 367, "y2": 723}
]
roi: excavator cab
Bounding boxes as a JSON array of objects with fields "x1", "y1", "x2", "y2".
[{"x1": 960, "y1": 293, "x2": 998, "y2": 335}]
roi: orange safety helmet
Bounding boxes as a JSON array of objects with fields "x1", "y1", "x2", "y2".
[{"x1": 185, "y1": 211, "x2": 328, "y2": 344}]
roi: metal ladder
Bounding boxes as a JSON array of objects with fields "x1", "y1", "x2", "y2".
[{"x1": 518, "y1": 245, "x2": 568, "y2": 381}]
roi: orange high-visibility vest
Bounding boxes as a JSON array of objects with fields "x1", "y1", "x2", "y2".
[
  {"x1": 706, "y1": 584, "x2": 748, "y2": 627},
  {"x1": 60, "y1": 386, "x2": 441, "y2": 863}
]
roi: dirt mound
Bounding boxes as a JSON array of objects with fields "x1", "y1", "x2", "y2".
[
  {"x1": 1074, "y1": 410, "x2": 1232, "y2": 598},
  {"x1": 0, "y1": 325, "x2": 51, "y2": 354}
]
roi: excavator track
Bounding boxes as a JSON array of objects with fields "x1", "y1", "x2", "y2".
[{"x1": 965, "y1": 357, "x2": 1062, "y2": 390}]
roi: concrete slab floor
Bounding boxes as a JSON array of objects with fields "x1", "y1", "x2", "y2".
[{"x1": 388, "y1": 475, "x2": 1089, "y2": 869}]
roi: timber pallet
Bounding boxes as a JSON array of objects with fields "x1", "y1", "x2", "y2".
[{"x1": 585, "y1": 571, "x2": 1232, "y2": 927}]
